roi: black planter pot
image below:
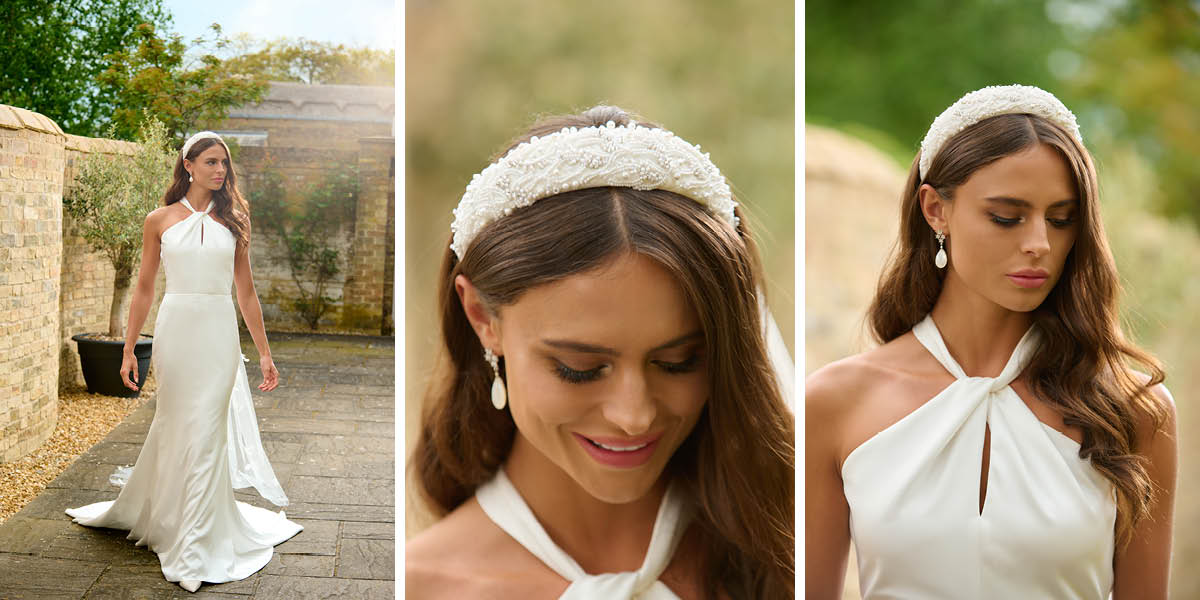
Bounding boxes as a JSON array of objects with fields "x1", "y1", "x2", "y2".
[{"x1": 71, "y1": 333, "x2": 153, "y2": 398}]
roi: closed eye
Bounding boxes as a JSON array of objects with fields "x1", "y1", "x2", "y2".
[
  {"x1": 654, "y1": 353, "x2": 701, "y2": 374},
  {"x1": 554, "y1": 362, "x2": 605, "y2": 384},
  {"x1": 989, "y1": 213, "x2": 1021, "y2": 227}
]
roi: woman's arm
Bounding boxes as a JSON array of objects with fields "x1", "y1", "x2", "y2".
[
  {"x1": 120, "y1": 210, "x2": 162, "y2": 390},
  {"x1": 805, "y1": 365, "x2": 854, "y2": 600},
  {"x1": 1112, "y1": 382, "x2": 1177, "y2": 599},
  {"x1": 232, "y1": 227, "x2": 278, "y2": 391}
]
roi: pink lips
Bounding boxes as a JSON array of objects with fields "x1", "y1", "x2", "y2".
[
  {"x1": 573, "y1": 432, "x2": 662, "y2": 469},
  {"x1": 1007, "y1": 268, "x2": 1049, "y2": 289}
]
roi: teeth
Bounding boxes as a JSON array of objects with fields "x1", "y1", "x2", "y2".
[{"x1": 590, "y1": 439, "x2": 649, "y2": 452}]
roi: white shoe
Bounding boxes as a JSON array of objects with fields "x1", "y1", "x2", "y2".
[{"x1": 180, "y1": 579, "x2": 201, "y2": 592}]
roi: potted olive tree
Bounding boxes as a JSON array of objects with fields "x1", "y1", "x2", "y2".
[{"x1": 65, "y1": 117, "x2": 174, "y2": 397}]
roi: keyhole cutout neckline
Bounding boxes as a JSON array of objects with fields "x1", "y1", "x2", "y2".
[
  {"x1": 912, "y1": 315, "x2": 1038, "y2": 520},
  {"x1": 180, "y1": 198, "x2": 212, "y2": 245}
]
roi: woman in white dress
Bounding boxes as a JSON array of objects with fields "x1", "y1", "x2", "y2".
[
  {"x1": 65, "y1": 132, "x2": 302, "y2": 593},
  {"x1": 405, "y1": 106, "x2": 796, "y2": 599},
  {"x1": 805, "y1": 85, "x2": 1177, "y2": 599}
]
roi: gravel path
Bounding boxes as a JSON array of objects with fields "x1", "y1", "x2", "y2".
[{"x1": 0, "y1": 378, "x2": 155, "y2": 525}]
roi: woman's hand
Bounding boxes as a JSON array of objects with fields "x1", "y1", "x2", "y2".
[
  {"x1": 120, "y1": 351, "x2": 140, "y2": 391},
  {"x1": 258, "y1": 356, "x2": 279, "y2": 391}
]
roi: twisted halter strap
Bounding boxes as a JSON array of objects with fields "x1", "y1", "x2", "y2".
[{"x1": 475, "y1": 469, "x2": 690, "y2": 599}]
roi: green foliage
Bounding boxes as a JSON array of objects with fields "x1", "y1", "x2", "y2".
[
  {"x1": 250, "y1": 160, "x2": 358, "y2": 330},
  {"x1": 63, "y1": 115, "x2": 174, "y2": 336},
  {"x1": 98, "y1": 23, "x2": 269, "y2": 144},
  {"x1": 0, "y1": 0, "x2": 171, "y2": 137},
  {"x1": 223, "y1": 36, "x2": 395, "y2": 86},
  {"x1": 805, "y1": 0, "x2": 1066, "y2": 156},
  {"x1": 1064, "y1": 1, "x2": 1200, "y2": 226}
]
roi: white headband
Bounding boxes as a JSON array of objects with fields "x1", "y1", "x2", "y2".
[
  {"x1": 918, "y1": 84, "x2": 1083, "y2": 180},
  {"x1": 181, "y1": 131, "x2": 226, "y2": 159},
  {"x1": 450, "y1": 120, "x2": 738, "y2": 259}
]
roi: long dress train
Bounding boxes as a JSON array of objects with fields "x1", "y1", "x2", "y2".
[{"x1": 65, "y1": 198, "x2": 302, "y2": 591}]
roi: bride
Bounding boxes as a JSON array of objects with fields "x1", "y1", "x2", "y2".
[
  {"x1": 406, "y1": 106, "x2": 796, "y2": 599},
  {"x1": 65, "y1": 131, "x2": 302, "y2": 593}
]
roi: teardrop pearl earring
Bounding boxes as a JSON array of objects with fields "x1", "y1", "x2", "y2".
[
  {"x1": 188, "y1": 173, "x2": 193, "y2": 183},
  {"x1": 483, "y1": 348, "x2": 507, "y2": 410},
  {"x1": 935, "y1": 229, "x2": 948, "y2": 269}
]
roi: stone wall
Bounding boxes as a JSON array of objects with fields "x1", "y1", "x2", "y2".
[{"x1": 0, "y1": 105, "x2": 65, "y2": 462}]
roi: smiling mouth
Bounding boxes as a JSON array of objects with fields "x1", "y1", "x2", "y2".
[
  {"x1": 573, "y1": 432, "x2": 661, "y2": 468},
  {"x1": 585, "y1": 438, "x2": 649, "y2": 452}
]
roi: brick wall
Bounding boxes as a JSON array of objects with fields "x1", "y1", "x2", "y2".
[
  {"x1": 0, "y1": 105, "x2": 65, "y2": 462},
  {"x1": 217, "y1": 113, "x2": 394, "y2": 333}
]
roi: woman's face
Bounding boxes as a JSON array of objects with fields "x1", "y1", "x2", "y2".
[
  {"x1": 492, "y1": 252, "x2": 708, "y2": 504},
  {"x1": 928, "y1": 142, "x2": 1080, "y2": 313},
  {"x1": 184, "y1": 144, "x2": 228, "y2": 192}
]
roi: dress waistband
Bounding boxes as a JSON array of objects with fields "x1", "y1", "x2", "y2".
[{"x1": 164, "y1": 292, "x2": 231, "y2": 297}]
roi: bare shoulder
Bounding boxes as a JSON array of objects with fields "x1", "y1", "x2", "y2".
[
  {"x1": 805, "y1": 332, "x2": 935, "y2": 416},
  {"x1": 406, "y1": 498, "x2": 567, "y2": 600},
  {"x1": 145, "y1": 205, "x2": 171, "y2": 227},
  {"x1": 1128, "y1": 370, "x2": 1177, "y2": 441},
  {"x1": 807, "y1": 332, "x2": 954, "y2": 465}
]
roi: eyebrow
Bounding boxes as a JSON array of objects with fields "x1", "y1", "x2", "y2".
[
  {"x1": 541, "y1": 330, "x2": 704, "y2": 356},
  {"x1": 984, "y1": 196, "x2": 1077, "y2": 209}
]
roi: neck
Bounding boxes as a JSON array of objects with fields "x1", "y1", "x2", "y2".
[
  {"x1": 186, "y1": 185, "x2": 214, "y2": 211},
  {"x1": 928, "y1": 270, "x2": 1035, "y2": 377},
  {"x1": 503, "y1": 433, "x2": 667, "y2": 574}
]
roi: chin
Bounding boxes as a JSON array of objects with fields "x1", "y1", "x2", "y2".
[{"x1": 575, "y1": 473, "x2": 660, "y2": 505}]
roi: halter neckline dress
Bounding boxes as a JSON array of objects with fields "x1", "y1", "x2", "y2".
[
  {"x1": 842, "y1": 314, "x2": 1116, "y2": 599},
  {"x1": 475, "y1": 469, "x2": 690, "y2": 599},
  {"x1": 65, "y1": 198, "x2": 301, "y2": 593}
]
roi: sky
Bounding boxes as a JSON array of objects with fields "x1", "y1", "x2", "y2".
[{"x1": 163, "y1": 0, "x2": 395, "y2": 50}]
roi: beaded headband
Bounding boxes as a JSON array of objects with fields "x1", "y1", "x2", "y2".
[
  {"x1": 450, "y1": 120, "x2": 738, "y2": 259},
  {"x1": 180, "y1": 131, "x2": 226, "y2": 160},
  {"x1": 918, "y1": 84, "x2": 1083, "y2": 180}
]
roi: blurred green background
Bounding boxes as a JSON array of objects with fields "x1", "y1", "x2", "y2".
[
  {"x1": 805, "y1": 1, "x2": 1199, "y2": 597},
  {"x1": 405, "y1": 0, "x2": 794, "y2": 536}
]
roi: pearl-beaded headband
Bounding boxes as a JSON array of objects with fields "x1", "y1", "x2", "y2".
[
  {"x1": 450, "y1": 120, "x2": 738, "y2": 259},
  {"x1": 918, "y1": 84, "x2": 1083, "y2": 180},
  {"x1": 180, "y1": 131, "x2": 226, "y2": 159}
]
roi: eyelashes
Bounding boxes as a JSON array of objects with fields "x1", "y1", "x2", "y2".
[
  {"x1": 988, "y1": 213, "x2": 1076, "y2": 229},
  {"x1": 553, "y1": 354, "x2": 702, "y2": 384}
]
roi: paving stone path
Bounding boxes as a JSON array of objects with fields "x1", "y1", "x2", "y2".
[{"x1": 0, "y1": 333, "x2": 395, "y2": 599}]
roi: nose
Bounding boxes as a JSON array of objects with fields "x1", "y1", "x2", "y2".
[
  {"x1": 601, "y1": 368, "x2": 656, "y2": 436},
  {"x1": 1021, "y1": 218, "x2": 1051, "y2": 258}
]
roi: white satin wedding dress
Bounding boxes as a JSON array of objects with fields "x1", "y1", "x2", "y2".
[
  {"x1": 65, "y1": 198, "x2": 302, "y2": 592},
  {"x1": 842, "y1": 314, "x2": 1115, "y2": 599}
]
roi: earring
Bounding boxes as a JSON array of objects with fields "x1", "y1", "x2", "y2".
[
  {"x1": 188, "y1": 173, "x2": 193, "y2": 183},
  {"x1": 935, "y1": 229, "x2": 947, "y2": 269},
  {"x1": 484, "y1": 348, "x2": 507, "y2": 410}
]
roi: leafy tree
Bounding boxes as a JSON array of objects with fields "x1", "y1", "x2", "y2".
[
  {"x1": 99, "y1": 23, "x2": 269, "y2": 144},
  {"x1": 223, "y1": 37, "x2": 395, "y2": 86},
  {"x1": 64, "y1": 116, "x2": 175, "y2": 337},
  {"x1": 0, "y1": 0, "x2": 171, "y2": 137},
  {"x1": 250, "y1": 159, "x2": 358, "y2": 329},
  {"x1": 1065, "y1": 1, "x2": 1200, "y2": 225}
]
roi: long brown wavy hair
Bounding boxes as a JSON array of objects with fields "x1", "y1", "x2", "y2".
[
  {"x1": 161, "y1": 136, "x2": 251, "y2": 248},
  {"x1": 413, "y1": 106, "x2": 795, "y2": 599},
  {"x1": 867, "y1": 112, "x2": 1170, "y2": 546}
]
